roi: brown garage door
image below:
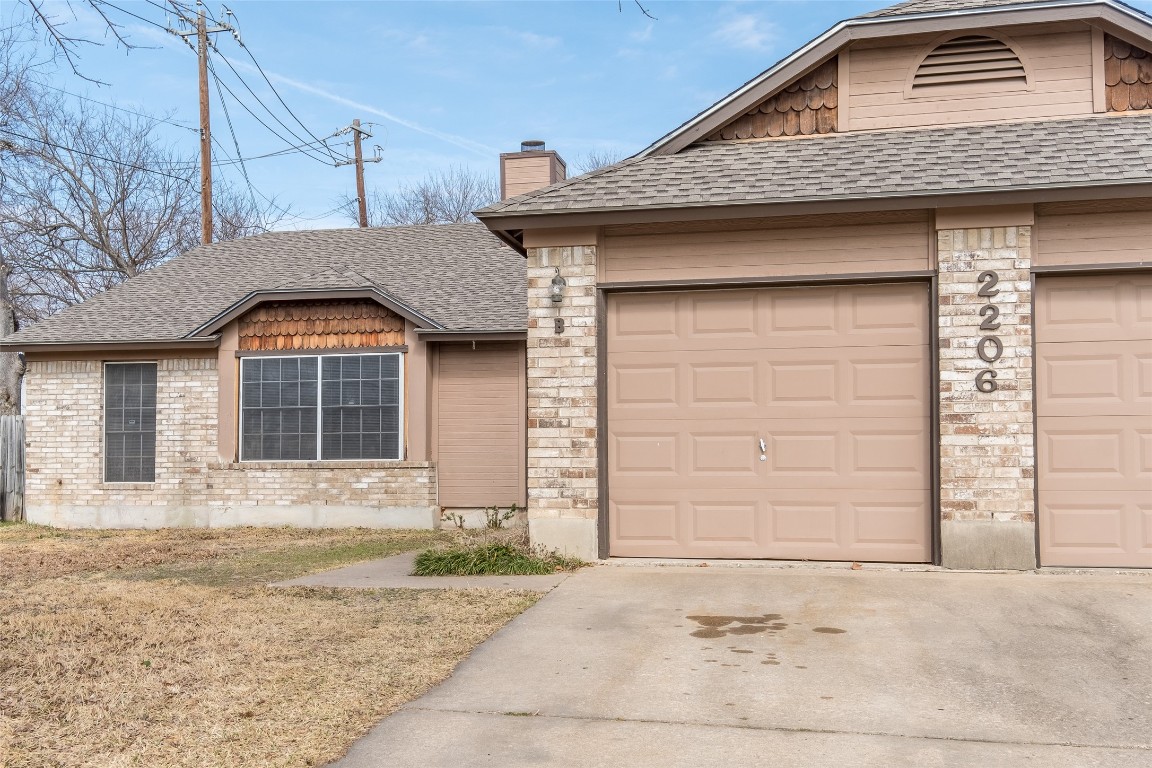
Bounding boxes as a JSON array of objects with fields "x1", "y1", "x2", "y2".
[
  {"x1": 1036, "y1": 274, "x2": 1152, "y2": 568},
  {"x1": 607, "y1": 283, "x2": 931, "y2": 562},
  {"x1": 434, "y1": 342, "x2": 526, "y2": 509}
]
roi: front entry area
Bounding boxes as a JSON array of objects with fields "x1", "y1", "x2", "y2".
[{"x1": 606, "y1": 282, "x2": 932, "y2": 562}]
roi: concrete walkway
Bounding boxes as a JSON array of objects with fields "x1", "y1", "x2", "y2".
[
  {"x1": 331, "y1": 564, "x2": 1152, "y2": 768},
  {"x1": 274, "y1": 551, "x2": 572, "y2": 591}
]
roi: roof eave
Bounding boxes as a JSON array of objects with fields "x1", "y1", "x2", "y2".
[
  {"x1": 476, "y1": 180, "x2": 1152, "y2": 230},
  {"x1": 10, "y1": 337, "x2": 222, "y2": 355},
  {"x1": 641, "y1": 0, "x2": 1152, "y2": 157}
]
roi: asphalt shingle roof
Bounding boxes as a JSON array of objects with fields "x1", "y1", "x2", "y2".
[
  {"x1": 858, "y1": 0, "x2": 1068, "y2": 18},
  {"x1": 6, "y1": 223, "x2": 524, "y2": 345},
  {"x1": 479, "y1": 114, "x2": 1152, "y2": 218}
]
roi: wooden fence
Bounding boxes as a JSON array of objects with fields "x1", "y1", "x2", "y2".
[{"x1": 0, "y1": 414, "x2": 25, "y2": 522}]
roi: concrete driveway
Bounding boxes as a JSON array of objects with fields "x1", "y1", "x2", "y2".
[{"x1": 333, "y1": 564, "x2": 1152, "y2": 767}]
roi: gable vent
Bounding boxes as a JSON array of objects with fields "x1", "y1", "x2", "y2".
[{"x1": 913, "y1": 35, "x2": 1027, "y2": 90}]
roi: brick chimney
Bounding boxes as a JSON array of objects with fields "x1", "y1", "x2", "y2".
[{"x1": 500, "y1": 140, "x2": 566, "y2": 200}]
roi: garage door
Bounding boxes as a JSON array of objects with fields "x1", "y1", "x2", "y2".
[
  {"x1": 1036, "y1": 273, "x2": 1152, "y2": 568},
  {"x1": 606, "y1": 283, "x2": 931, "y2": 562}
]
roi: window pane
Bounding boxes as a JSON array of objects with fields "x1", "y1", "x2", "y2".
[
  {"x1": 240, "y1": 357, "x2": 318, "y2": 460},
  {"x1": 105, "y1": 363, "x2": 158, "y2": 482},
  {"x1": 319, "y1": 353, "x2": 401, "y2": 460}
]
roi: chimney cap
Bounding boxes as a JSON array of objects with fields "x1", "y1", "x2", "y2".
[{"x1": 520, "y1": 139, "x2": 546, "y2": 152}]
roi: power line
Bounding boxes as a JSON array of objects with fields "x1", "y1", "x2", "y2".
[
  {"x1": 210, "y1": 50, "x2": 342, "y2": 165},
  {"x1": 211, "y1": 5, "x2": 340, "y2": 162},
  {"x1": 0, "y1": 126, "x2": 196, "y2": 185},
  {"x1": 205, "y1": 56, "x2": 337, "y2": 167},
  {"x1": 34, "y1": 82, "x2": 199, "y2": 132}
]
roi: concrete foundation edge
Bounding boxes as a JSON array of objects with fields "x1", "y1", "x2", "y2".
[
  {"x1": 940, "y1": 520, "x2": 1037, "y2": 570},
  {"x1": 529, "y1": 517, "x2": 598, "y2": 561},
  {"x1": 26, "y1": 504, "x2": 439, "y2": 530}
]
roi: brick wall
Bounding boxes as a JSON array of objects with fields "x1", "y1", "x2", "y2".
[
  {"x1": 525, "y1": 245, "x2": 599, "y2": 559},
  {"x1": 937, "y1": 226, "x2": 1036, "y2": 568},
  {"x1": 23, "y1": 358, "x2": 437, "y2": 528}
]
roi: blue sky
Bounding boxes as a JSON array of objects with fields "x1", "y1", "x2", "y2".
[{"x1": 8, "y1": 0, "x2": 1151, "y2": 229}]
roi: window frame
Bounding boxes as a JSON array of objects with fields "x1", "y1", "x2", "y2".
[
  {"x1": 102, "y1": 361, "x2": 159, "y2": 484},
  {"x1": 237, "y1": 352, "x2": 405, "y2": 463}
]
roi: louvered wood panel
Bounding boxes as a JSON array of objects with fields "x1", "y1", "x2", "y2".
[
  {"x1": 848, "y1": 27, "x2": 1093, "y2": 131},
  {"x1": 1104, "y1": 34, "x2": 1152, "y2": 112},
  {"x1": 435, "y1": 342, "x2": 526, "y2": 508},
  {"x1": 704, "y1": 58, "x2": 837, "y2": 141},
  {"x1": 237, "y1": 300, "x2": 405, "y2": 351},
  {"x1": 912, "y1": 35, "x2": 1027, "y2": 90}
]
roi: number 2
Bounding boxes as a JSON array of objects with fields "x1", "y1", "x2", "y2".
[
  {"x1": 977, "y1": 271, "x2": 1000, "y2": 298},
  {"x1": 979, "y1": 304, "x2": 1001, "y2": 331}
]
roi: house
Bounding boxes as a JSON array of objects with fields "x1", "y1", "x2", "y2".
[
  {"x1": 8, "y1": 0, "x2": 1152, "y2": 571},
  {"x1": 473, "y1": 0, "x2": 1152, "y2": 570},
  {"x1": 5, "y1": 222, "x2": 533, "y2": 529}
]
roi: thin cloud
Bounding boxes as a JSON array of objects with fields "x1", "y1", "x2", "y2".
[
  {"x1": 229, "y1": 61, "x2": 498, "y2": 158},
  {"x1": 711, "y1": 13, "x2": 778, "y2": 52}
]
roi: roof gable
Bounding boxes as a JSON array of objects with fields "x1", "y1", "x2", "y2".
[
  {"x1": 7, "y1": 224, "x2": 525, "y2": 347},
  {"x1": 640, "y1": 0, "x2": 1152, "y2": 157}
]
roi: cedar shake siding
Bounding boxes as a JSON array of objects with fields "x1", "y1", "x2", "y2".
[
  {"x1": 704, "y1": 58, "x2": 838, "y2": 141},
  {"x1": 237, "y1": 299, "x2": 406, "y2": 351},
  {"x1": 1104, "y1": 33, "x2": 1152, "y2": 111}
]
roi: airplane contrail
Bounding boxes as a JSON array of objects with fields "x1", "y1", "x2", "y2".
[{"x1": 239, "y1": 64, "x2": 500, "y2": 158}]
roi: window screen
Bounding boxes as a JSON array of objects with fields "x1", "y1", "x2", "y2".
[
  {"x1": 240, "y1": 356, "x2": 319, "y2": 461},
  {"x1": 104, "y1": 363, "x2": 157, "y2": 482},
  {"x1": 321, "y1": 354, "x2": 401, "y2": 460},
  {"x1": 239, "y1": 354, "x2": 401, "y2": 462}
]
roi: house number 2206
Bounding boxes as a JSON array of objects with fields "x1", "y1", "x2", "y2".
[{"x1": 975, "y1": 271, "x2": 1002, "y2": 393}]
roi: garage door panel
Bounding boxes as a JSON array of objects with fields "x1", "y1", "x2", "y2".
[
  {"x1": 609, "y1": 489, "x2": 931, "y2": 561},
  {"x1": 1035, "y1": 340, "x2": 1148, "y2": 416},
  {"x1": 1037, "y1": 273, "x2": 1152, "y2": 568},
  {"x1": 608, "y1": 283, "x2": 931, "y2": 562},
  {"x1": 608, "y1": 286, "x2": 927, "y2": 354},
  {"x1": 1039, "y1": 492, "x2": 1152, "y2": 568},
  {"x1": 610, "y1": 418, "x2": 927, "y2": 489},
  {"x1": 1036, "y1": 274, "x2": 1152, "y2": 343},
  {"x1": 608, "y1": 348, "x2": 928, "y2": 421},
  {"x1": 1037, "y1": 417, "x2": 1148, "y2": 489}
]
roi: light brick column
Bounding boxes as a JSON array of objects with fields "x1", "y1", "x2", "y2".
[
  {"x1": 525, "y1": 244, "x2": 599, "y2": 560},
  {"x1": 937, "y1": 226, "x2": 1036, "y2": 569}
]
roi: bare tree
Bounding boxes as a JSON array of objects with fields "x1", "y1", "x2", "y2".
[
  {"x1": 343, "y1": 166, "x2": 499, "y2": 227},
  {"x1": 0, "y1": 88, "x2": 276, "y2": 323},
  {"x1": 574, "y1": 148, "x2": 628, "y2": 175}
]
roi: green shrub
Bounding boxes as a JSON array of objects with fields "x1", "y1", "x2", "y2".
[{"x1": 412, "y1": 542, "x2": 584, "y2": 577}]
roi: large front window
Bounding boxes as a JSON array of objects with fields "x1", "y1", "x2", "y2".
[{"x1": 239, "y1": 354, "x2": 402, "y2": 461}]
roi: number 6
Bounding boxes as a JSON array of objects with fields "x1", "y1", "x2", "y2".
[{"x1": 976, "y1": 369, "x2": 998, "y2": 393}]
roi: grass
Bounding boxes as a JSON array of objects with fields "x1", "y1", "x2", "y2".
[
  {"x1": 413, "y1": 536, "x2": 586, "y2": 576},
  {"x1": 0, "y1": 524, "x2": 541, "y2": 767}
]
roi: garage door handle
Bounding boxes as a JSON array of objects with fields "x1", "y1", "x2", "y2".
[{"x1": 759, "y1": 438, "x2": 767, "y2": 462}]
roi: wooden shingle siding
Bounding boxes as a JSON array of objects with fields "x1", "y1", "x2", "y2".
[
  {"x1": 434, "y1": 342, "x2": 526, "y2": 508},
  {"x1": 601, "y1": 211, "x2": 930, "y2": 283},
  {"x1": 1104, "y1": 34, "x2": 1152, "y2": 111},
  {"x1": 848, "y1": 25, "x2": 1094, "y2": 130},
  {"x1": 704, "y1": 58, "x2": 838, "y2": 141},
  {"x1": 237, "y1": 300, "x2": 405, "y2": 351},
  {"x1": 1034, "y1": 198, "x2": 1152, "y2": 266}
]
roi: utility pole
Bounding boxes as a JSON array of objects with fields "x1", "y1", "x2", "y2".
[
  {"x1": 336, "y1": 120, "x2": 381, "y2": 228},
  {"x1": 170, "y1": 5, "x2": 237, "y2": 245}
]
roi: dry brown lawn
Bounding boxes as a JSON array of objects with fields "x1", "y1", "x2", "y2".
[{"x1": 0, "y1": 525, "x2": 540, "y2": 767}]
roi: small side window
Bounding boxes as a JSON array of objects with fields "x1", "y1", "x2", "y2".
[{"x1": 104, "y1": 362, "x2": 157, "y2": 482}]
